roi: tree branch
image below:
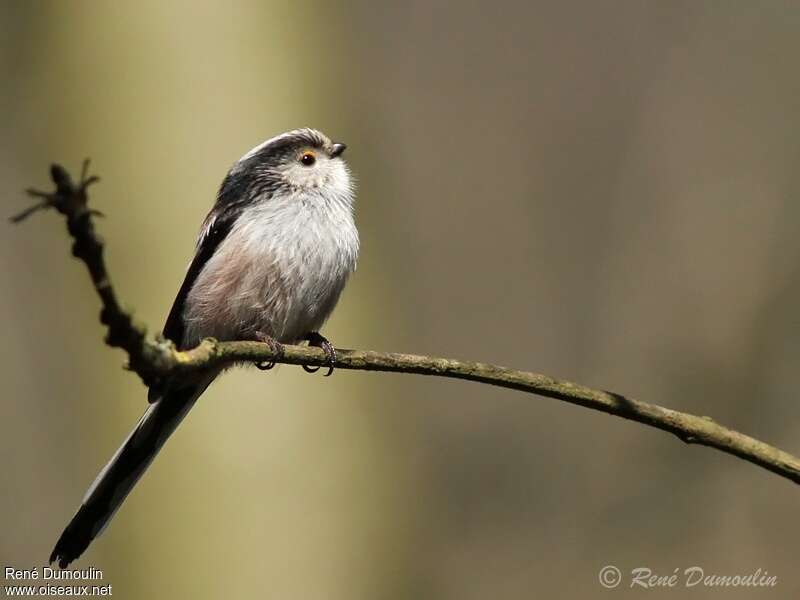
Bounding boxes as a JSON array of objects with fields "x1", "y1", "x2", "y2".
[{"x1": 13, "y1": 162, "x2": 800, "y2": 486}]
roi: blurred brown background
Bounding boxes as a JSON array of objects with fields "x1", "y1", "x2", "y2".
[{"x1": 2, "y1": 1, "x2": 799, "y2": 598}]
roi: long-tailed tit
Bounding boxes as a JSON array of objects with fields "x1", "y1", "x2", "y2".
[{"x1": 50, "y1": 128, "x2": 359, "y2": 567}]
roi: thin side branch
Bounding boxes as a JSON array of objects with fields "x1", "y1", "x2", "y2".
[
  {"x1": 13, "y1": 163, "x2": 800, "y2": 486},
  {"x1": 13, "y1": 162, "x2": 175, "y2": 385}
]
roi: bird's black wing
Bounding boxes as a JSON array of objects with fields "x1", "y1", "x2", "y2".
[
  {"x1": 162, "y1": 164, "x2": 257, "y2": 346},
  {"x1": 162, "y1": 208, "x2": 239, "y2": 347}
]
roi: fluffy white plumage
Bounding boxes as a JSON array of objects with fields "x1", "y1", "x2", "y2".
[{"x1": 182, "y1": 159, "x2": 358, "y2": 346}]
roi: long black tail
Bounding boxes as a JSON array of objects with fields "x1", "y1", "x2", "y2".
[{"x1": 50, "y1": 383, "x2": 207, "y2": 568}]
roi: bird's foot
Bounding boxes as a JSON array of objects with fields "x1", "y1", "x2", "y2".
[
  {"x1": 303, "y1": 332, "x2": 336, "y2": 376},
  {"x1": 252, "y1": 332, "x2": 284, "y2": 370}
]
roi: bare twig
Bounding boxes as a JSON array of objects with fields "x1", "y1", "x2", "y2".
[
  {"x1": 13, "y1": 163, "x2": 800, "y2": 486},
  {"x1": 13, "y1": 162, "x2": 176, "y2": 385}
]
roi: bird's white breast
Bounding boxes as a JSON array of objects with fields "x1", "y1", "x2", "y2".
[{"x1": 182, "y1": 189, "x2": 358, "y2": 347}]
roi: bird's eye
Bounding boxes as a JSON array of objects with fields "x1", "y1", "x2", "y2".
[{"x1": 300, "y1": 151, "x2": 316, "y2": 166}]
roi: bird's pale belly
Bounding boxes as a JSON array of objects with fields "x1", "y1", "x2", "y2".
[{"x1": 182, "y1": 214, "x2": 357, "y2": 347}]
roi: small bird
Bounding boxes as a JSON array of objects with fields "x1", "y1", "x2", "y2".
[{"x1": 50, "y1": 128, "x2": 359, "y2": 567}]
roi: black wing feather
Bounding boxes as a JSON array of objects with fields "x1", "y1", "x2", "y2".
[
  {"x1": 162, "y1": 163, "x2": 258, "y2": 346},
  {"x1": 162, "y1": 210, "x2": 237, "y2": 347}
]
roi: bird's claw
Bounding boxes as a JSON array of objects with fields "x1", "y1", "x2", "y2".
[
  {"x1": 303, "y1": 332, "x2": 336, "y2": 376},
  {"x1": 253, "y1": 333, "x2": 284, "y2": 370}
]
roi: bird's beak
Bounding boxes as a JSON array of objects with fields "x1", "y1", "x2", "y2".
[{"x1": 330, "y1": 142, "x2": 347, "y2": 158}]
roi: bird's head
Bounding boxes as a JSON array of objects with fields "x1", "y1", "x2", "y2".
[{"x1": 224, "y1": 128, "x2": 352, "y2": 205}]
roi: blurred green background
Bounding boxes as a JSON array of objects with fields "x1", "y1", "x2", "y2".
[{"x1": 2, "y1": 1, "x2": 799, "y2": 598}]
